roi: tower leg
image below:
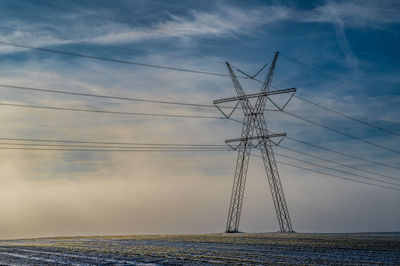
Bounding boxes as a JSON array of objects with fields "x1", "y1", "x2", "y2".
[
  {"x1": 226, "y1": 116, "x2": 254, "y2": 233},
  {"x1": 255, "y1": 117, "x2": 293, "y2": 232}
]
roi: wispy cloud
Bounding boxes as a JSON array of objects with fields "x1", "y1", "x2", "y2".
[
  {"x1": 302, "y1": 0, "x2": 400, "y2": 27},
  {"x1": 88, "y1": 5, "x2": 289, "y2": 44}
]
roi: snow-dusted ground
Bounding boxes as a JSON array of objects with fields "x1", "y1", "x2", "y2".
[{"x1": 0, "y1": 233, "x2": 399, "y2": 265}]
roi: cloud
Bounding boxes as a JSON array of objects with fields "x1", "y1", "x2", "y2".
[
  {"x1": 88, "y1": 5, "x2": 289, "y2": 45},
  {"x1": 2, "y1": 1, "x2": 398, "y2": 55},
  {"x1": 302, "y1": 0, "x2": 400, "y2": 27}
]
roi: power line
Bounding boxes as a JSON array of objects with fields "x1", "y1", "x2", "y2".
[
  {"x1": 0, "y1": 142, "x2": 226, "y2": 149},
  {"x1": 249, "y1": 152, "x2": 400, "y2": 192},
  {"x1": 273, "y1": 151, "x2": 400, "y2": 187},
  {"x1": 276, "y1": 144, "x2": 400, "y2": 182},
  {"x1": 283, "y1": 110, "x2": 400, "y2": 154},
  {"x1": 0, "y1": 83, "x2": 281, "y2": 112},
  {"x1": 0, "y1": 137, "x2": 225, "y2": 146},
  {"x1": 0, "y1": 40, "x2": 230, "y2": 77},
  {"x1": 254, "y1": 81, "x2": 399, "y2": 141},
  {"x1": 0, "y1": 101, "x2": 222, "y2": 119},
  {"x1": 275, "y1": 159, "x2": 400, "y2": 192},
  {"x1": 0, "y1": 135, "x2": 396, "y2": 191},
  {"x1": 228, "y1": 117, "x2": 400, "y2": 170},
  {"x1": 3, "y1": 139, "x2": 398, "y2": 188},
  {"x1": 294, "y1": 95, "x2": 400, "y2": 137},
  {"x1": 1, "y1": 83, "x2": 395, "y2": 142},
  {"x1": 0, "y1": 83, "x2": 238, "y2": 110},
  {"x1": 285, "y1": 135, "x2": 400, "y2": 171},
  {"x1": 226, "y1": 140, "x2": 400, "y2": 187},
  {"x1": 0, "y1": 147, "x2": 230, "y2": 152},
  {"x1": 0, "y1": 141, "x2": 397, "y2": 191}
]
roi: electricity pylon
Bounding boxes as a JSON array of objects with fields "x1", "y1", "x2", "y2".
[{"x1": 213, "y1": 52, "x2": 296, "y2": 233}]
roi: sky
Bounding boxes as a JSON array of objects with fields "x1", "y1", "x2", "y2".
[{"x1": 0, "y1": 0, "x2": 399, "y2": 239}]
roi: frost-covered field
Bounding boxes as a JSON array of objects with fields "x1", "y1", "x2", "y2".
[{"x1": 0, "y1": 233, "x2": 399, "y2": 265}]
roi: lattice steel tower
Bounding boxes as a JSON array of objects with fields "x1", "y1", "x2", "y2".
[{"x1": 213, "y1": 52, "x2": 296, "y2": 233}]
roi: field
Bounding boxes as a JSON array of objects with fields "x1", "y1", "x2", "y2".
[{"x1": 1, "y1": 233, "x2": 399, "y2": 265}]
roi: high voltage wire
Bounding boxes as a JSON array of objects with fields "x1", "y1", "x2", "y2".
[
  {"x1": 284, "y1": 135, "x2": 400, "y2": 171},
  {"x1": 255, "y1": 80, "x2": 399, "y2": 142},
  {"x1": 4, "y1": 97, "x2": 398, "y2": 158},
  {"x1": 0, "y1": 100, "x2": 397, "y2": 171},
  {"x1": 0, "y1": 141, "x2": 398, "y2": 191},
  {"x1": 0, "y1": 142, "x2": 226, "y2": 149},
  {"x1": 1, "y1": 140, "x2": 397, "y2": 188},
  {"x1": 0, "y1": 83, "x2": 280, "y2": 112},
  {"x1": 0, "y1": 87, "x2": 397, "y2": 169},
  {"x1": 0, "y1": 40, "x2": 231, "y2": 78},
  {"x1": 0, "y1": 83, "x2": 239, "y2": 110},
  {"x1": 0, "y1": 147, "x2": 229, "y2": 152},
  {"x1": 278, "y1": 55, "x2": 400, "y2": 137},
  {"x1": 0, "y1": 83, "x2": 395, "y2": 140},
  {"x1": 0, "y1": 137, "x2": 225, "y2": 146},
  {"x1": 1, "y1": 82, "x2": 397, "y2": 148},
  {"x1": 276, "y1": 145, "x2": 400, "y2": 182},
  {"x1": 3, "y1": 133, "x2": 394, "y2": 182},
  {"x1": 0, "y1": 102, "x2": 222, "y2": 119},
  {"x1": 275, "y1": 159, "x2": 400, "y2": 192},
  {"x1": 228, "y1": 118, "x2": 400, "y2": 170},
  {"x1": 282, "y1": 111, "x2": 400, "y2": 154},
  {"x1": 273, "y1": 151, "x2": 400, "y2": 187},
  {"x1": 294, "y1": 95, "x2": 400, "y2": 137},
  {"x1": 249, "y1": 152, "x2": 400, "y2": 192}
]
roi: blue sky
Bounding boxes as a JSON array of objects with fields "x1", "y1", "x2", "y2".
[{"x1": 0, "y1": 0, "x2": 399, "y2": 239}]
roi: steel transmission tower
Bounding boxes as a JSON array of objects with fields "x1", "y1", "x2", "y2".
[{"x1": 213, "y1": 52, "x2": 296, "y2": 233}]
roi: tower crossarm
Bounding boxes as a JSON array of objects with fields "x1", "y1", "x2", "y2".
[
  {"x1": 225, "y1": 133, "x2": 286, "y2": 144},
  {"x1": 213, "y1": 88, "x2": 296, "y2": 105}
]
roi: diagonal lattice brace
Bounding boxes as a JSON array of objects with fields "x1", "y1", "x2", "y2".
[{"x1": 254, "y1": 52, "x2": 280, "y2": 114}]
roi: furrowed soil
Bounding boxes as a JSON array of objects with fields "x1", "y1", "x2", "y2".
[{"x1": 0, "y1": 232, "x2": 399, "y2": 265}]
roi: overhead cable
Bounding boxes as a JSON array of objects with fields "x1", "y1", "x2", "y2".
[
  {"x1": 283, "y1": 110, "x2": 400, "y2": 154},
  {"x1": 228, "y1": 117, "x2": 400, "y2": 170},
  {"x1": 276, "y1": 145, "x2": 400, "y2": 181},
  {"x1": 275, "y1": 159, "x2": 400, "y2": 192},
  {"x1": 0, "y1": 40, "x2": 230, "y2": 77},
  {"x1": 273, "y1": 152, "x2": 400, "y2": 187},
  {"x1": 0, "y1": 102, "x2": 223, "y2": 119},
  {"x1": 294, "y1": 95, "x2": 400, "y2": 137}
]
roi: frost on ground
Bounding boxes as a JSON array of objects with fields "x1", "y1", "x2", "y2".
[{"x1": 0, "y1": 232, "x2": 399, "y2": 265}]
